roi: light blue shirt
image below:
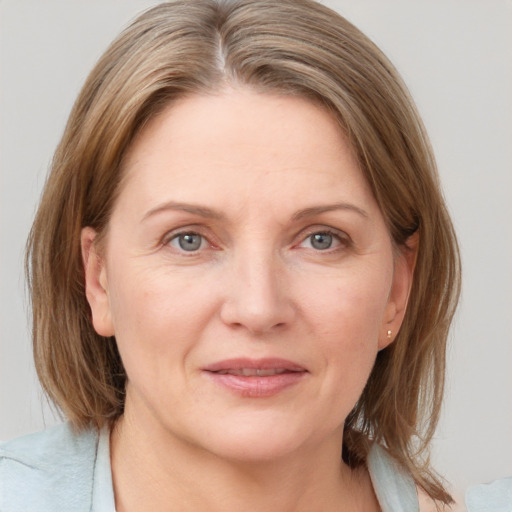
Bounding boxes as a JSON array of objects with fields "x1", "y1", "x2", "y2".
[
  {"x1": 1, "y1": 422, "x2": 509, "y2": 511},
  {"x1": 465, "y1": 477, "x2": 512, "y2": 512}
]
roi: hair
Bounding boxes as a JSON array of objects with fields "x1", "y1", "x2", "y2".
[{"x1": 26, "y1": 0, "x2": 460, "y2": 504}]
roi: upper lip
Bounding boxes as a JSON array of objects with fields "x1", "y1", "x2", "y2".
[{"x1": 203, "y1": 358, "x2": 307, "y2": 373}]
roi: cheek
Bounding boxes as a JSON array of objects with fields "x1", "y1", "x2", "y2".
[
  {"x1": 299, "y1": 266, "x2": 391, "y2": 395},
  {"x1": 105, "y1": 263, "x2": 215, "y2": 373},
  {"x1": 301, "y1": 265, "x2": 392, "y2": 341}
]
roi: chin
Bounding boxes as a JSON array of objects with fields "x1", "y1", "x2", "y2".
[
  {"x1": 206, "y1": 433, "x2": 306, "y2": 463},
  {"x1": 184, "y1": 415, "x2": 332, "y2": 464}
]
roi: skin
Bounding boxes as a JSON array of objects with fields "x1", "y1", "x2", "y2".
[{"x1": 82, "y1": 89, "x2": 416, "y2": 511}]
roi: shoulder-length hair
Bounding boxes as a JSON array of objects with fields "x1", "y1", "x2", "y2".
[{"x1": 27, "y1": 0, "x2": 460, "y2": 503}]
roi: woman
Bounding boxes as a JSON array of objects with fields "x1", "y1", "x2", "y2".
[{"x1": 0, "y1": 0, "x2": 462, "y2": 510}]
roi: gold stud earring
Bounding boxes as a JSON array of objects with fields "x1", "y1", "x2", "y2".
[{"x1": 387, "y1": 330, "x2": 392, "y2": 339}]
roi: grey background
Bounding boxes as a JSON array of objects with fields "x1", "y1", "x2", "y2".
[{"x1": 1, "y1": 0, "x2": 511, "y2": 500}]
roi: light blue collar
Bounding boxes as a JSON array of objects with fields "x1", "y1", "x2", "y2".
[{"x1": 91, "y1": 426, "x2": 116, "y2": 512}]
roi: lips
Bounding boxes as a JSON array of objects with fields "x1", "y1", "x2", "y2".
[
  {"x1": 202, "y1": 358, "x2": 307, "y2": 397},
  {"x1": 215, "y1": 368, "x2": 290, "y2": 376}
]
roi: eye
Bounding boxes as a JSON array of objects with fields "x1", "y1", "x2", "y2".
[
  {"x1": 299, "y1": 230, "x2": 346, "y2": 251},
  {"x1": 168, "y1": 232, "x2": 206, "y2": 252},
  {"x1": 310, "y1": 232, "x2": 334, "y2": 250}
]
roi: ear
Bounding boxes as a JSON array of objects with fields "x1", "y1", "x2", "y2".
[
  {"x1": 379, "y1": 232, "x2": 418, "y2": 350},
  {"x1": 81, "y1": 227, "x2": 115, "y2": 337}
]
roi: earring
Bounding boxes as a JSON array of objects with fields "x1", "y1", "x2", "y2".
[{"x1": 386, "y1": 330, "x2": 392, "y2": 339}]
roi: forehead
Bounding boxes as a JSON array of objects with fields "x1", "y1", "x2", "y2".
[{"x1": 118, "y1": 89, "x2": 376, "y2": 217}]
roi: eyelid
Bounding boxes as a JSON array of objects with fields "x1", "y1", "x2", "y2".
[{"x1": 298, "y1": 225, "x2": 351, "y2": 242}]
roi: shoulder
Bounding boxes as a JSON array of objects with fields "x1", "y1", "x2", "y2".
[
  {"x1": 367, "y1": 443, "x2": 419, "y2": 511},
  {"x1": 0, "y1": 422, "x2": 99, "y2": 511},
  {"x1": 368, "y1": 444, "x2": 464, "y2": 512},
  {"x1": 0, "y1": 421, "x2": 98, "y2": 466},
  {"x1": 417, "y1": 487, "x2": 465, "y2": 512},
  {"x1": 418, "y1": 477, "x2": 512, "y2": 512},
  {"x1": 465, "y1": 477, "x2": 512, "y2": 512}
]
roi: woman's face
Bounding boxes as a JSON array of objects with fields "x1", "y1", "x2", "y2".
[{"x1": 83, "y1": 89, "x2": 413, "y2": 461}]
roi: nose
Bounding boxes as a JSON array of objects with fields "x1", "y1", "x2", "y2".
[{"x1": 219, "y1": 247, "x2": 296, "y2": 335}]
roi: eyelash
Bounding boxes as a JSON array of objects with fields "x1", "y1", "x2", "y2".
[{"x1": 162, "y1": 227, "x2": 351, "y2": 254}]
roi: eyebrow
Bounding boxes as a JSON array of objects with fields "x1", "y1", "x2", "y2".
[
  {"x1": 291, "y1": 202, "x2": 369, "y2": 221},
  {"x1": 141, "y1": 201, "x2": 368, "y2": 223},
  {"x1": 142, "y1": 202, "x2": 226, "y2": 222}
]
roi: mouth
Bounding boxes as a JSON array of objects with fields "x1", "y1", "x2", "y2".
[
  {"x1": 213, "y1": 368, "x2": 295, "y2": 376},
  {"x1": 202, "y1": 358, "x2": 307, "y2": 397}
]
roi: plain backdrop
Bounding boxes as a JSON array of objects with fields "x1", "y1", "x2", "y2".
[{"x1": 1, "y1": 0, "x2": 511, "y2": 500}]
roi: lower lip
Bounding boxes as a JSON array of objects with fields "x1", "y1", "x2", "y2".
[{"x1": 204, "y1": 371, "x2": 306, "y2": 397}]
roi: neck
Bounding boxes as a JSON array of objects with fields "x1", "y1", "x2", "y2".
[{"x1": 110, "y1": 403, "x2": 378, "y2": 512}]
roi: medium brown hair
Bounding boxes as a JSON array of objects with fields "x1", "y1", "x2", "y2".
[{"x1": 26, "y1": 0, "x2": 460, "y2": 503}]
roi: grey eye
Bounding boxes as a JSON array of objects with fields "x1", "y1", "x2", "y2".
[
  {"x1": 172, "y1": 233, "x2": 204, "y2": 251},
  {"x1": 309, "y1": 232, "x2": 333, "y2": 250}
]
